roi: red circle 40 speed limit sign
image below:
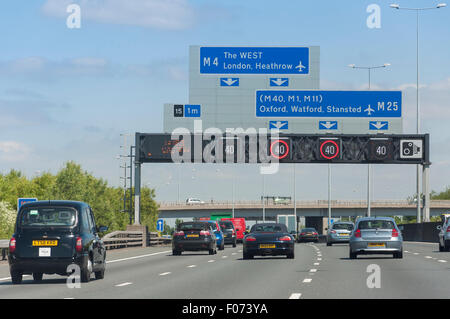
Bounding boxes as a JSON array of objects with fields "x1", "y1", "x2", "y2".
[
  {"x1": 319, "y1": 139, "x2": 340, "y2": 160},
  {"x1": 270, "y1": 139, "x2": 290, "y2": 160}
]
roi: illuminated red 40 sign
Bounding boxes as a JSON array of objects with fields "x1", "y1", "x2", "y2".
[
  {"x1": 319, "y1": 138, "x2": 341, "y2": 160},
  {"x1": 269, "y1": 139, "x2": 290, "y2": 160}
]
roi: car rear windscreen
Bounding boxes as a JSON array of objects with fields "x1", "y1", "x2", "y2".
[
  {"x1": 302, "y1": 228, "x2": 316, "y2": 232},
  {"x1": 251, "y1": 224, "x2": 287, "y2": 233},
  {"x1": 332, "y1": 224, "x2": 354, "y2": 230},
  {"x1": 179, "y1": 223, "x2": 208, "y2": 231},
  {"x1": 219, "y1": 222, "x2": 234, "y2": 230},
  {"x1": 358, "y1": 220, "x2": 395, "y2": 230},
  {"x1": 19, "y1": 207, "x2": 77, "y2": 227}
]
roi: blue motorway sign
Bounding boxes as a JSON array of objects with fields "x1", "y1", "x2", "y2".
[
  {"x1": 200, "y1": 47, "x2": 309, "y2": 74},
  {"x1": 156, "y1": 219, "x2": 164, "y2": 232},
  {"x1": 269, "y1": 120, "x2": 289, "y2": 130},
  {"x1": 17, "y1": 198, "x2": 37, "y2": 212},
  {"x1": 270, "y1": 78, "x2": 289, "y2": 87},
  {"x1": 319, "y1": 121, "x2": 338, "y2": 130},
  {"x1": 220, "y1": 78, "x2": 239, "y2": 86},
  {"x1": 256, "y1": 90, "x2": 402, "y2": 118},
  {"x1": 369, "y1": 121, "x2": 389, "y2": 130},
  {"x1": 184, "y1": 104, "x2": 201, "y2": 117}
]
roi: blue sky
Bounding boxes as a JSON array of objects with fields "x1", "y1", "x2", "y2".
[{"x1": 0, "y1": 0, "x2": 449, "y2": 203}]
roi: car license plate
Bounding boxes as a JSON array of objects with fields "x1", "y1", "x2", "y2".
[
  {"x1": 260, "y1": 244, "x2": 276, "y2": 249},
  {"x1": 368, "y1": 243, "x2": 385, "y2": 248},
  {"x1": 339, "y1": 233, "x2": 349, "y2": 236},
  {"x1": 32, "y1": 240, "x2": 58, "y2": 246},
  {"x1": 39, "y1": 247, "x2": 51, "y2": 257},
  {"x1": 186, "y1": 234, "x2": 199, "y2": 238}
]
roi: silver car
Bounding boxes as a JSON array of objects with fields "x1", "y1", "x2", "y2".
[
  {"x1": 437, "y1": 215, "x2": 450, "y2": 252},
  {"x1": 349, "y1": 217, "x2": 403, "y2": 259},
  {"x1": 326, "y1": 222, "x2": 354, "y2": 246}
]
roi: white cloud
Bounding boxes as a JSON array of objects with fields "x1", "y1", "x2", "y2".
[
  {"x1": 42, "y1": 0, "x2": 195, "y2": 30},
  {"x1": 0, "y1": 141, "x2": 32, "y2": 162}
]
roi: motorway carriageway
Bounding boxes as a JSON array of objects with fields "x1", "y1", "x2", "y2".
[{"x1": 0, "y1": 242, "x2": 449, "y2": 299}]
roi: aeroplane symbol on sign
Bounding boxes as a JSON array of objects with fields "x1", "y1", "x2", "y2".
[
  {"x1": 295, "y1": 61, "x2": 306, "y2": 72},
  {"x1": 364, "y1": 105, "x2": 375, "y2": 116}
]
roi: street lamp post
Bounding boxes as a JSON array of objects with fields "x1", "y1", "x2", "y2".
[
  {"x1": 348, "y1": 63, "x2": 390, "y2": 217},
  {"x1": 390, "y1": 3, "x2": 446, "y2": 222}
]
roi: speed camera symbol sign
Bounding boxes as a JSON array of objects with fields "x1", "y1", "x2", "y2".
[
  {"x1": 270, "y1": 139, "x2": 290, "y2": 160},
  {"x1": 400, "y1": 140, "x2": 423, "y2": 159}
]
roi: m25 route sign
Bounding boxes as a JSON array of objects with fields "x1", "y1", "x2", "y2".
[{"x1": 256, "y1": 90, "x2": 402, "y2": 118}]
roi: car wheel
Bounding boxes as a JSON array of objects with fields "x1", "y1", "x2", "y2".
[
  {"x1": 95, "y1": 266, "x2": 105, "y2": 280},
  {"x1": 81, "y1": 256, "x2": 92, "y2": 283},
  {"x1": 233, "y1": 241, "x2": 237, "y2": 248},
  {"x1": 445, "y1": 243, "x2": 450, "y2": 252},
  {"x1": 327, "y1": 242, "x2": 332, "y2": 246},
  {"x1": 173, "y1": 249, "x2": 181, "y2": 256},
  {"x1": 209, "y1": 248, "x2": 215, "y2": 255},
  {"x1": 33, "y1": 272, "x2": 43, "y2": 282},
  {"x1": 349, "y1": 250, "x2": 357, "y2": 259},
  {"x1": 243, "y1": 253, "x2": 253, "y2": 259},
  {"x1": 219, "y1": 243, "x2": 225, "y2": 250},
  {"x1": 394, "y1": 250, "x2": 403, "y2": 259},
  {"x1": 287, "y1": 252, "x2": 295, "y2": 259},
  {"x1": 11, "y1": 270, "x2": 23, "y2": 284},
  {"x1": 439, "y1": 241, "x2": 444, "y2": 252}
]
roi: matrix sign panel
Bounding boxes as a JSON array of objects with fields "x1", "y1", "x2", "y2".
[
  {"x1": 137, "y1": 133, "x2": 428, "y2": 165},
  {"x1": 256, "y1": 90, "x2": 402, "y2": 118},
  {"x1": 200, "y1": 47, "x2": 309, "y2": 74}
]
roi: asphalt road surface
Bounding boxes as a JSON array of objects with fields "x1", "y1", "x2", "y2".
[{"x1": 0, "y1": 242, "x2": 449, "y2": 299}]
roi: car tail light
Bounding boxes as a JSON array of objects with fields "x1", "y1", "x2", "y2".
[
  {"x1": 174, "y1": 231, "x2": 185, "y2": 237},
  {"x1": 330, "y1": 230, "x2": 336, "y2": 234},
  {"x1": 75, "y1": 237, "x2": 82, "y2": 253},
  {"x1": 446, "y1": 226, "x2": 450, "y2": 233},
  {"x1": 392, "y1": 228, "x2": 399, "y2": 237},
  {"x1": 279, "y1": 236, "x2": 292, "y2": 241},
  {"x1": 300, "y1": 232, "x2": 305, "y2": 236},
  {"x1": 9, "y1": 237, "x2": 16, "y2": 253},
  {"x1": 354, "y1": 229, "x2": 361, "y2": 238},
  {"x1": 312, "y1": 232, "x2": 318, "y2": 235},
  {"x1": 245, "y1": 236, "x2": 256, "y2": 242},
  {"x1": 200, "y1": 230, "x2": 211, "y2": 236}
]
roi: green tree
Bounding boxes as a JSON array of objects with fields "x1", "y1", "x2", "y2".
[{"x1": 0, "y1": 201, "x2": 16, "y2": 238}]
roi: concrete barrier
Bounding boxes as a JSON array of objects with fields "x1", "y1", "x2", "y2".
[{"x1": 398, "y1": 222, "x2": 441, "y2": 243}]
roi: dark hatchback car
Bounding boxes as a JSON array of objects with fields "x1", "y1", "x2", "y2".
[
  {"x1": 219, "y1": 220, "x2": 237, "y2": 247},
  {"x1": 8, "y1": 200, "x2": 108, "y2": 284},
  {"x1": 172, "y1": 221, "x2": 217, "y2": 255},
  {"x1": 243, "y1": 223, "x2": 295, "y2": 259},
  {"x1": 297, "y1": 228, "x2": 319, "y2": 243}
]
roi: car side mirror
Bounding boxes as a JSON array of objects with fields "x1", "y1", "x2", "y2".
[
  {"x1": 98, "y1": 226, "x2": 108, "y2": 233},
  {"x1": 437, "y1": 225, "x2": 442, "y2": 230}
]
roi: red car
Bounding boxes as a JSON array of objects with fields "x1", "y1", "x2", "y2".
[{"x1": 221, "y1": 218, "x2": 246, "y2": 242}]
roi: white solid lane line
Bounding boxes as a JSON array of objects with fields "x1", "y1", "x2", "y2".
[{"x1": 289, "y1": 293, "x2": 302, "y2": 299}]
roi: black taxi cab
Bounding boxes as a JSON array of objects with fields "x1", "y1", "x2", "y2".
[{"x1": 8, "y1": 200, "x2": 108, "y2": 284}]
